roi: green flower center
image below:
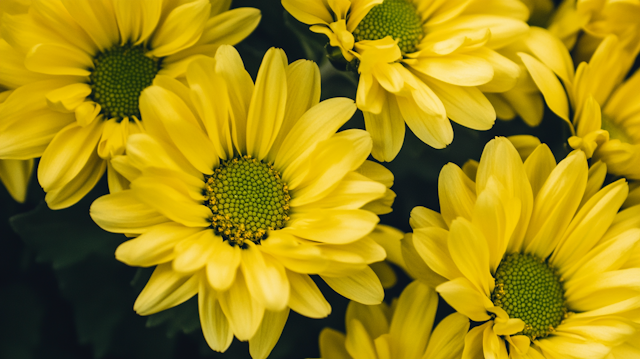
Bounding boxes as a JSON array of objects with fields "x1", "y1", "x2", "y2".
[
  {"x1": 602, "y1": 115, "x2": 633, "y2": 144},
  {"x1": 353, "y1": 0, "x2": 424, "y2": 53},
  {"x1": 203, "y1": 156, "x2": 290, "y2": 247},
  {"x1": 491, "y1": 253, "x2": 567, "y2": 340},
  {"x1": 89, "y1": 44, "x2": 160, "y2": 120}
]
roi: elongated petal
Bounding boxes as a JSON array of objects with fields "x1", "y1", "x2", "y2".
[
  {"x1": 44, "y1": 149, "x2": 106, "y2": 209},
  {"x1": 287, "y1": 270, "x2": 331, "y2": 318},
  {"x1": 113, "y1": 0, "x2": 161, "y2": 45},
  {"x1": 134, "y1": 263, "x2": 199, "y2": 315},
  {"x1": 0, "y1": 159, "x2": 33, "y2": 203},
  {"x1": 436, "y1": 277, "x2": 492, "y2": 322},
  {"x1": 149, "y1": 0, "x2": 210, "y2": 57},
  {"x1": 397, "y1": 87, "x2": 452, "y2": 149},
  {"x1": 284, "y1": 209, "x2": 379, "y2": 244},
  {"x1": 249, "y1": 309, "x2": 289, "y2": 359},
  {"x1": 218, "y1": 271, "x2": 265, "y2": 341},
  {"x1": 413, "y1": 227, "x2": 463, "y2": 281},
  {"x1": 45, "y1": 83, "x2": 91, "y2": 112},
  {"x1": 197, "y1": 8, "x2": 261, "y2": 47},
  {"x1": 241, "y1": 243, "x2": 290, "y2": 311},
  {"x1": 321, "y1": 266, "x2": 383, "y2": 305},
  {"x1": 246, "y1": 48, "x2": 287, "y2": 160},
  {"x1": 389, "y1": 281, "x2": 438, "y2": 359},
  {"x1": 519, "y1": 52, "x2": 570, "y2": 124},
  {"x1": 281, "y1": 0, "x2": 334, "y2": 25},
  {"x1": 62, "y1": 0, "x2": 118, "y2": 51},
  {"x1": 448, "y1": 218, "x2": 493, "y2": 296},
  {"x1": 115, "y1": 223, "x2": 202, "y2": 267},
  {"x1": 90, "y1": 191, "x2": 169, "y2": 234},
  {"x1": 426, "y1": 78, "x2": 495, "y2": 130},
  {"x1": 523, "y1": 144, "x2": 556, "y2": 198},
  {"x1": 319, "y1": 328, "x2": 350, "y2": 359},
  {"x1": 206, "y1": 236, "x2": 242, "y2": 291},
  {"x1": 198, "y1": 282, "x2": 233, "y2": 352},
  {"x1": 409, "y1": 54, "x2": 493, "y2": 86},
  {"x1": 363, "y1": 94, "x2": 406, "y2": 162},
  {"x1": 424, "y1": 313, "x2": 469, "y2": 359},
  {"x1": 438, "y1": 163, "x2": 476, "y2": 226},
  {"x1": 173, "y1": 230, "x2": 217, "y2": 273}
]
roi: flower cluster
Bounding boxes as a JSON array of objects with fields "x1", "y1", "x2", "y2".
[{"x1": 1, "y1": 0, "x2": 639, "y2": 359}]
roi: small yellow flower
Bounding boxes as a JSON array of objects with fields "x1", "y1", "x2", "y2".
[
  {"x1": 314, "y1": 280, "x2": 469, "y2": 359},
  {"x1": 0, "y1": 0, "x2": 261, "y2": 209},
  {"x1": 90, "y1": 46, "x2": 393, "y2": 358},
  {"x1": 283, "y1": 0, "x2": 528, "y2": 161},
  {"x1": 408, "y1": 137, "x2": 640, "y2": 358}
]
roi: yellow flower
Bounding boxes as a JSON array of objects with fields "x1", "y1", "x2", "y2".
[
  {"x1": 523, "y1": 35, "x2": 640, "y2": 179},
  {"x1": 283, "y1": 0, "x2": 528, "y2": 161},
  {"x1": 408, "y1": 137, "x2": 640, "y2": 358},
  {"x1": 0, "y1": 0, "x2": 260, "y2": 209},
  {"x1": 90, "y1": 45, "x2": 392, "y2": 358},
  {"x1": 547, "y1": 0, "x2": 640, "y2": 66},
  {"x1": 314, "y1": 280, "x2": 469, "y2": 359}
]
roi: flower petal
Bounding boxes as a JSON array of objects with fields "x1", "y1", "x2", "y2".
[
  {"x1": 240, "y1": 243, "x2": 290, "y2": 311},
  {"x1": 249, "y1": 308, "x2": 290, "y2": 359},
  {"x1": 218, "y1": 270, "x2": 265, "y2": 341},
  {"x1": 206, "y1": 236, "x2": 242, "y2": 292},
  {"x1": 134, "y1": 263, "x2": 199, "y2": 316},
  {"x1": 321, "y1": 266, "x2": 383, "y2": 305},
  {"x1": 113, "y1": 0, "x2": 161, "y2": 45},
  {"x1": 62, "y1": 0, "x2": 118, "y2": 51},
  {"x1": 287, "y1": 270, "x2": 331, "y2": 318},
  {"x1": 363, "y1": 93, "x2": 406, "y2": 162},
  {"x1": 448, "y1": 218, "x2": 494, "y2": 296},
  {"x1": 284, "y1": 209, "x2": 379, "y2": 244},
  {"x1": 149, "y1": 0, "x2": 211, "y2": 57},
  {"x1": 424, "y1": 313, "x2": 469, "y2": 359},
  {"x1": 0, "y1": 159, "x2": 33, "y2": 203},
  {"x1": 90, "y1": 190, "x2": 169, "y2": 234},
  {"x1": 436, "y1": 277, "x2": 493, "y2": 322},
  {"x1": 198, "y1": 282, "x2": 233, "y2": 352},
  {"x1": 438, "y1": 163, "x2": 477, "y2": 227}
]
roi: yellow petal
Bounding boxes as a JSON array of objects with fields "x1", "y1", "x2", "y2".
[
  {"x1": 281, "y1": 0, "x2": 334, "y2": 25},
  {"x1": 218, "y1": 270, "x2": 265, "y2": 341},
  {"x1": 409, "y1": 206, "x2": 447, "y2": 230},
  {"x1": 424, "y1": 313, "x2": 469, "y2": 359},
  {"x1": 401, "y1": 233, "x2": 448, "y2": 288},
  {"x1": 524, "y1": 151, "x2": 588, "y2": 259},
  {"x1": 413, "y1": 227, "x2": 463, "y2": 281},
  {"x1": 345, "y1": 319, "x2": 378, "y2": 359},
  {"x1": 198, "y1": 282, "x2": 233, "y2": 352},
  {"x1": 409, "y1": 54, "x2": 493, "y2": 86},
  {"x1": 461, "y1": 322, "x2": 490, "y2": 359},
  {"x1": 249, "y1": 308, "x2": 290, "y2": 359},
  {"x1": 346, "y1": 300, "x2": 388, "y2": 340},
  {"x1": 115, "y1": 223, "x2": 202, "y2": 267},
  {"x1": 294, "y1": 172, "x2": 386, "y2": 211},
  {"x1": 319, "y1": 328, "x2": 350, "y2": 359},
  {"x1": 438, "y1": 163, "x2": 477, "y2": 227},
  {"x1": 197, "y1": 7, "x2": 261, "y2": 47},
  {"x1": 522, "y1": 143, "x2": 556, "y2": 199},
  {"x1": 0, "y1": 159, "x2": 33, "y2": 203},
  {"x1": 206, "y1": 236, "x2": 241, "y2": 291},
  {"x1": 388, "y1": 281, "x2": 437, "y2": 359},
  {"x1": 149, "y1": 0, "x2": 210, "y2": 57},
  {"x1": 134, "y1": 263, "x2": 199, "y2": 316},
  {"x1": 268, "y1": 59, "x2": 321, "y2": 161},
  {"x1": 173, "y1": 230, "x2": 217, "y2": 273},
  {"x1": 321, "y1": 266, "x2": 383, "y2": 305},
  {"x1": 474, "y1": 48, "x2": 521, "y2": 93},
  {"x1": 113, "y1": 0, "x2": 161, "y2": 45},
  {"x1": 240, "y1": 244, "x2": 290, "y2": 311},
  {"x1": 363, "y1": 94, "x2": 406, "y2": 162},
  {"x1": 448, "y1": 218, "x2": 494, "y2": 296},
  {"x1": 90, "y1": 190, "x2": 168, "y2": 234},
  {"x1": 43, "y1": 150, "x2": 106, "y2": 209},
  {"x1": 287, "y1": 270, "x2": 331, "y2": 318},
  {"x1": 245, "y1": 47, "x2": 288, "y2": 160},
  {"x1": 536, "y1": 334, "x2": 610, "y2": 359},
  {"x1": 425, "y1": 78, "x2": 495, "y2": 131},
  {"x1": 61, "y1": 0, "x2": 118, "y2": 51},
  {"x1": 524, "y1": 27, "x2": 574, "y2": 84},
  {"x1": 45, "y1": 83, "x2": 91, "y2": 112},
  {"x1": 397, "y1": 87, "x2": 452, "y2": 149},
  {"x1": 25, "y1": 43, "x2": 92, "y2": 76},
  {"x1": 519, "y1": 52, "x2": 571, "y2": 125},
  {"x1": 284, "y1": 209, "x2": 379, "y2": 244},
  {"x1": 38, "y1": 120, "x2": 104, "y2": 191},
  {"x1": 436, "y1": 277, "x2": 493, "y2": 322},
  {"x1": 276, "y1": 97, "x2": 356, "y2": 177}
]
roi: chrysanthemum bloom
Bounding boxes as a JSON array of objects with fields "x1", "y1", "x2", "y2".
[
  {"x1": 0, "y1": 0, "x2": 260, "y2": 209},
  {"x1": 313, "y1": 280, "x2": 468, "y2": 359},
  {"x1": 91, "y1": 45, "x2": 392, "y2": 359},
  {"x1": 0, "y1": 0, "x2": 32, "y2": 203},
  {"x1": 523, "y1": 35, "x2": 640, "y2": 179},
  {"x1": 282, "y1": 0, "x2": 528, "y2": 161},
  {"x1": 408, "y1": 137, "x2": 640, "y2": 358},
  {"x1": 546, "y1": 0, "x2": 640, "y2": 67}
]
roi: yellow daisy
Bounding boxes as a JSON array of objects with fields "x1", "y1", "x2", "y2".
[
  {"x1": 90, "y1": 45, "x2": 392, "y2": 358},
  {"x1": 282, "y1": 0, "x2": 528, "y2": 161},
  {"x1": 0, "y1": 0, "x2": 261, "y2": 209},
  {"x1": 523, "y1": 35, "x2": 640, "y2": 179},
  {"x1": 408, "y1": 137, "x2": 640, "y2": 358},
  {"x1": 314, "y1": 280, "x2": 469, "y2": 359},
  {"x1": 546, "y1": 0, "x2": 640, "y2": 67},
  {"x1": 0, "y1": 0, "x2": 33, "y2": 203}
]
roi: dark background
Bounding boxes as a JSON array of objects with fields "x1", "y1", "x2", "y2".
[{"x1": 2, "y1": 0, "x2": 637, "y2": 358}]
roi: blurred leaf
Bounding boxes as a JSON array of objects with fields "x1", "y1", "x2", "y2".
[
  {"x1": 147, "y1": 297, "x2": 201, "y2": 338},
  {"x1": 0, "y1": 283, "x2": 45, "y2": 359}
]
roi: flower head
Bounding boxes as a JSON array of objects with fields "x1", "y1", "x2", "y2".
[
  {"x1": 0, "y1": 0, "x2": 261, "y2": 208},
  {"x1": 408, "y1": 137, "x2": 640, "y2": 358},
  {"x1": 283, "y1": 0, "x2": 529, "y2": 160},
  {"x1": 90, "y1": 45, "x2": 393, "y2": 358},
  {"x1": 314, "y1": 280, "x2": 468, "y2": 359}
]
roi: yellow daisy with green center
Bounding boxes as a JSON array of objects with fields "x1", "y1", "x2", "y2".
[
  {"x1": 283, "y1": 0, "x2": 529, "y2": 161},
  {"x1": 90, "y1": 45, "x2": 395, "y2": 359},
  {"x1": 314, "y1": 281, "x2": 469, "y2": 359},
  {"x1": 406, "y1": 137, "x2": 640, "y2": 358},
  {"x1": 0, "y1": 0, "x2": 261, "y2": 209},
  {"x1": 522, "y1": 35, "x2": 640, "y2": 180}
]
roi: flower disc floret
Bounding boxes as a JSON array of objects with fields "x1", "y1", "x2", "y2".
[
  {"x1": 491, "y1": 253, "x2": 567, "y2": 340},
  {"x1": 89, "y1": 44, "x2": 160, "y2": 120},
  {"x1": 204, "y1": 155, "x2": 290, "y2": 246},
  {"x1": 353, "y1": 0, "x2": 424, "y2": 53}
]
